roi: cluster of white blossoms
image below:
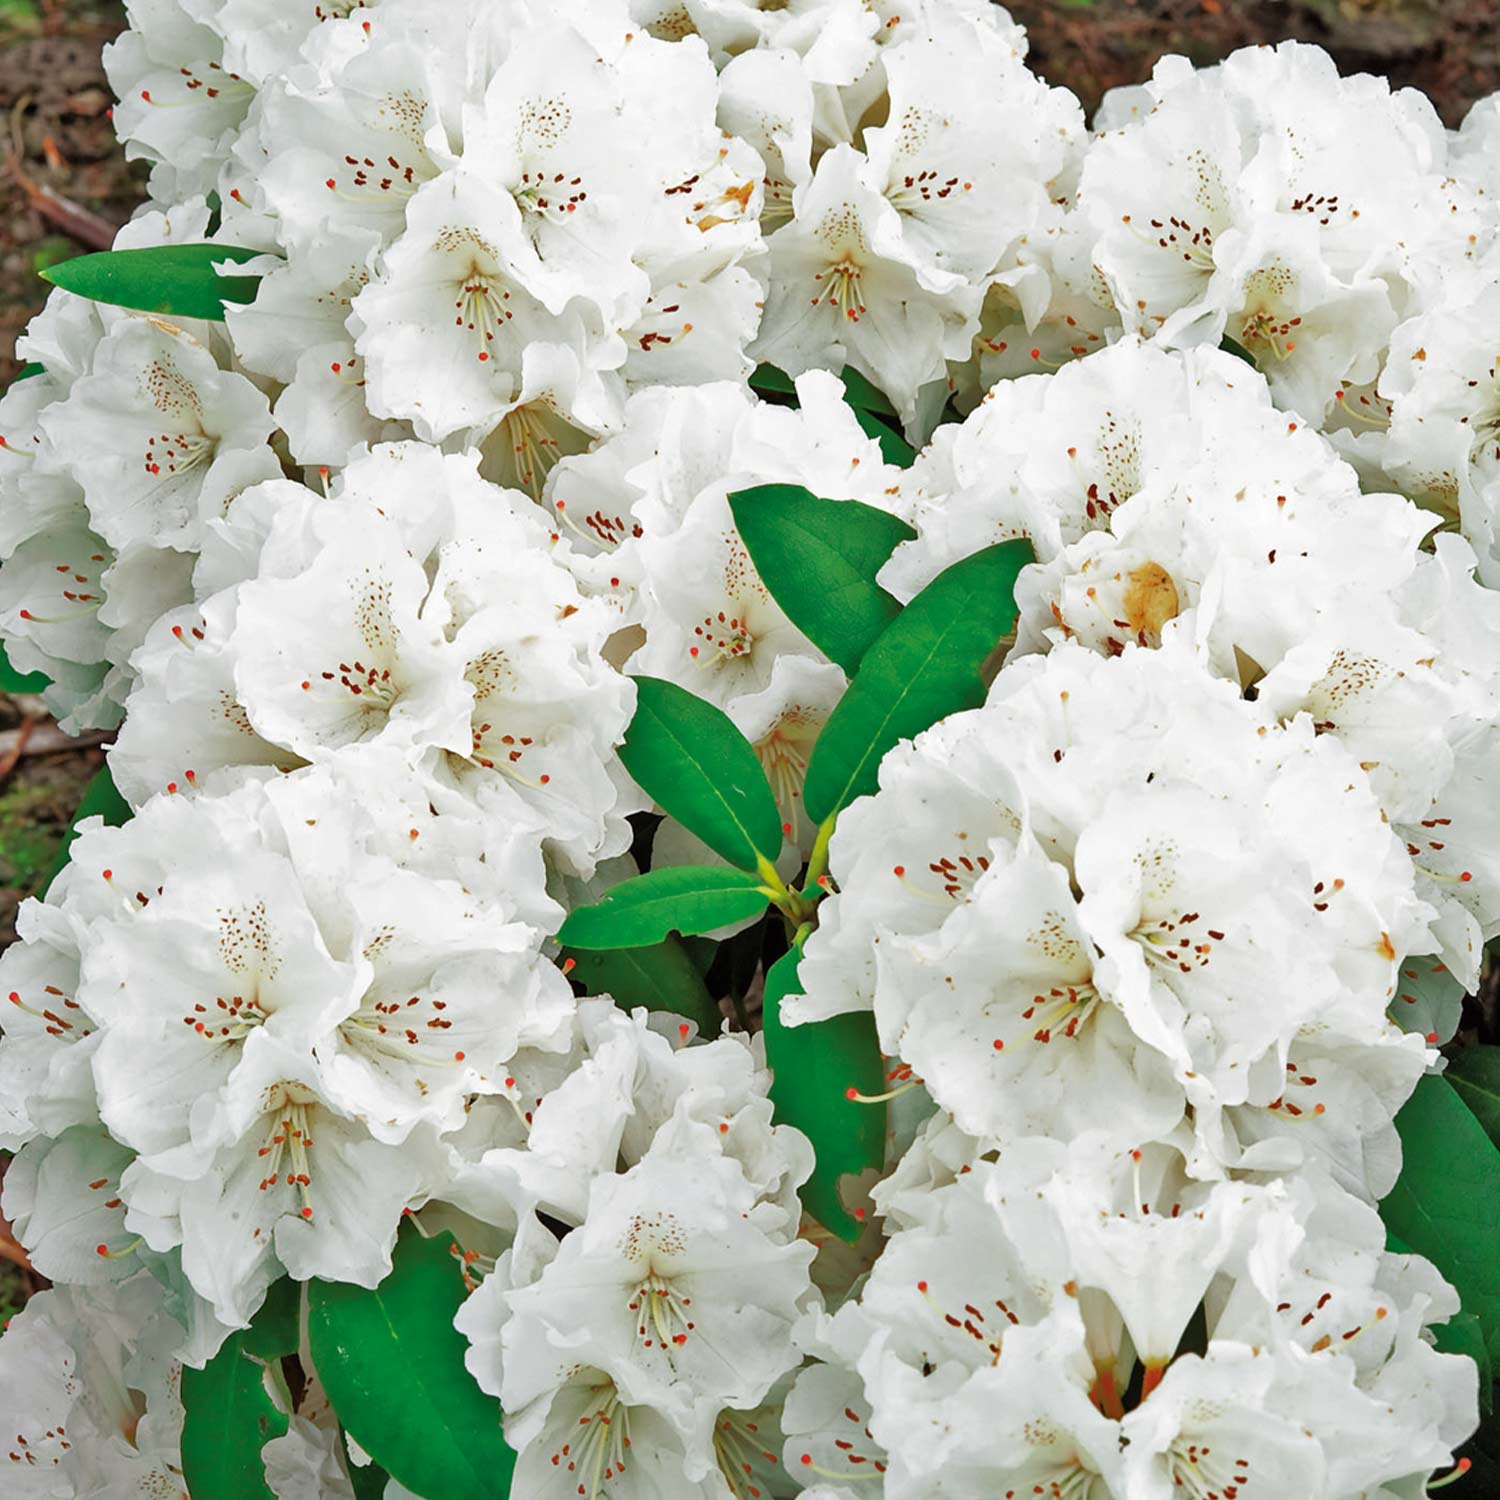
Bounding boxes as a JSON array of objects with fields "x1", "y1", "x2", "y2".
[{"x1": 1, "y1": 0, "x2": 1498, "y2": 1497}]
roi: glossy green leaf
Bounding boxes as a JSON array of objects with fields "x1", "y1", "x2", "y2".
[
  {"x1": 1389, "y1": 952, "x2": 1468, "y2": 1047},
  {"x1": 1447, "y1": 1045, "x2": 1500, "y2": 1146},
  {"x1": 618, "y1": 676, "x2": 783, "y2": 870},
  {"x1": 838, "y1": 365, "x2": 898, "y2": 416},
  {"x1": 803, "y1": 540, "x2": 1033, "y2": 824},
  {"x1": 1218, "y1": 334, "x2": 1258, "y2": 368},
  {"x1": 749, "y1": 363, "x2": 897, "y2": 416},
  {"x1": 556, "y1": 865, "x2": 771, "y2": 951},
  {"x1": 561, "y1": 935, "x2": 722, "y2": 1036},
  {"x1": 41, "y1": 243, "x2": 266, "y2": 321},
  {"x1": 0, "y1": 641, "x2": 49, "y2": 694},
  {"x1": 729, "y1": 483, "x2": 916, "y2": 675},
  {"x1": 12, "y1": 361, "x2": 44, "y2": 383},
  {"x1": 342, "y1": 1435, "x2": 391, "y2": 1500},
  {"x1": 1382, "y1": 1074, "x2": 1500, "y2": 1352},
  {"x1": 44, "y1": 764, "x2": 133, "y2": 893},
  {"x1": 180, "y1": 1278, "x2": 300, "y2": 1500},
  {"x1": 762, "y1": 941, "x2": 886, "y2": 1242},
  {"x1": 851, "y1": 405, "x2": 917, "y2": 467},
  {"x1": 308, "y1": 1230, "x2": 516, "y2": 1500}
]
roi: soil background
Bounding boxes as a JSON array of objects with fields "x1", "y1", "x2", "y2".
[{"x1": 2, "y1": 0, "x2": 1500, "y2": 1316}]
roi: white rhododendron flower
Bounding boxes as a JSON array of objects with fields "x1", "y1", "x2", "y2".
[
  {"x1": 0, "y1": 5, "x2": 1496, "y2": 1498},
  {"x1": 793, "y1": 640, "x2": 1436, "y2": 1197}
]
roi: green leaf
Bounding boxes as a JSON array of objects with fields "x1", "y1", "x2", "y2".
[
  {"x1": 561, "y1": 936, "x2": 722, "y2": 1037},
  {"x1": 838, "y1": 365, "x2": 898, "y2": 417},
  {"x1": 41, "y1": 243, "x2": 267, "y2": 321},
  {"x1": 556, "y1": 865, "x2": 771, "y2": 951},
  {"x1": 11, "y1": 361, "x2": 44, "y2": 383},
  {"x1": 1389, "y1": 952, "x2": 1467, "y2": 1046},
  {"x1": 729, "y1": 483, "x2": 916, "y2": 675},
  {"x1": 342, "y1": 1433, "x2": 391, "y2": 1500},
  {"x1": 1447, "y1": 1045, "x2": 1500, "y2": 1146},
  {"x1": 308, "y1": 1229, "x2": 516, "y2": 1500},
  {"x1": 803, "y1": 540, "x2": 1033, "y2": 825},
  {"x1": 0, "y1": 641, "x2": 49, "y2": 694},
  {"x1": 851, "y1": 405, "x2": 917, "y2": 467},
  {"x1": 1382, "y1": 1074, "x2": 1500, "y2": 1352},
  {"x1": 1218, "y1": 334, "x2": 1258, "y2": 368},
  {"x1": 618, "y1": 676, "x2": 783, "y2": 870},
  {"x1": 762, "y1": 941, "x2": 886, "y2": 1242},
  {"x1": 180, "y1": 1279, "x2": 300, "y2": 1500},
  {"x1": 749, "y1": 363, "x2": 897, "y2": 416},
  {"x1": 43, "y1": 764, "x2": 133, "y2": 893}
]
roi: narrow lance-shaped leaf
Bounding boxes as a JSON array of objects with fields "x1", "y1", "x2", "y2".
[
  {"x1": 180, "y1": 1278, "x2": 300, "y2": 1500},
  {"x1": 307, "y1": 1229, "x2": 517, "y2": 1500},
  {"x1": 1381, "y1": 1074, "x2": 1500, "y2": 1356},
  {"x1": 556, "y1": 865, "x2": 771, "y2": 951},
  {"x1": 729, "y1": 483, "x2": 916, "y2": 675},
  {"x1": 41, "y1": 243, "x2": 267, "y2": 321},
  {"x1": 803, "y1": 539, "x2": 1033, "y2": 825},
  {"x1": 762, "y1": 940, "x2": 886, "y2": 1243},
  {"x1": 560, "y1": 936, "x2": 723, "y2": 1037},
  {"x1": 618, "y1": 676, "x2": 783, "y2": 870}
]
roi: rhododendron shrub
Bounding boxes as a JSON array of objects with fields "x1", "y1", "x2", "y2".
[{"x1": 1, "y1": 1, "x2": 1498, "y2": 1497}]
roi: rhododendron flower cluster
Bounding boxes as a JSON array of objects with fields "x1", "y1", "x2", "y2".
[{"x1": 1, "y1": 2, "x2": 1498, "y2": 1498}]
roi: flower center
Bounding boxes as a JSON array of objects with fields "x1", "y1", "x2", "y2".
[
  {"x1": 1165, "y1": 1438, "x2": 1251, "y2": 1500},
  {"x1": 142, "y1": 427, "x2": 215, "y2": 485},
  {"x1": 255, "y1": 1094, "x2": 318, "y2": 1221},
  {"x1": 548, "y1": 1387, "x2": 631, "y2": 1499},
  {"x1": 755, "y1": 706, "x2": 823, "y2": 830},
  {"x1": 629, "y1": 1272, "x2": 696, "y2": 1356},
  {"x1": 813, "y1": 256, "x2": 868, "y2": 322},
  {"x1": 713, "y1": 1410, "x2": 783, "y2": 1500}
]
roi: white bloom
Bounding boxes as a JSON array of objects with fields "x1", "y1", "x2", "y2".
[
  {"x1": 105, "y1": 0, "x2": 256, "y2": 202},
  {"x1": 0, "y1": 1275, "x2": 187, "y2": 1500},
  {"x1": 753, "y1": 144, "x2": 977, "y2": 429},
  {"x1": 861, "y1": 14, "x2": 1082, "y2": 290},
  {"x1": 36, "y1": 318, "x2": 276, "y2": 554},
  {"x1": 352, "y1": 168, "x2": 616, "y2": 444},
  {"x1": 481, "y1": 1143, "x2": 815, "y2": 1469}
]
